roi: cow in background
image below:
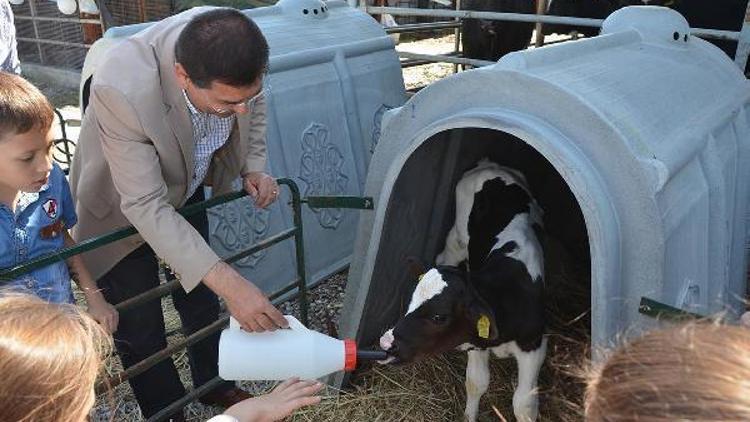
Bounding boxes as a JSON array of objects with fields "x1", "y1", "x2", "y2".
[
  {"x1": 460, "y1": 0, "x2": 749, "y2": 68},
  {"x1": 544, "y1": 0, "x2": 749, "y2": 68},
  {"x1": 461, "y1": 0, "x2": 536, "y2": 61}
]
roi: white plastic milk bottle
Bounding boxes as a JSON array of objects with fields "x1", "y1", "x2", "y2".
[{"x1": 218, "y1": 315, "x2": 387, "y2": 380}]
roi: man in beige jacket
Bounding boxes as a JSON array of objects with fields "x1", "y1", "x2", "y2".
[{"x1": 69, "y1": 8, "x2": 287, "y2": 420}]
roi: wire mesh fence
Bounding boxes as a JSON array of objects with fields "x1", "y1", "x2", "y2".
[
  {"x1": 103, "y1": 0, "x2": 173, "y2": 26},
  {"x1": 12, "y1": 0, "x2": 89, "y2": 70},
  {"x1": 11, "y1": 0, "x2": 281, "y2": 71}
]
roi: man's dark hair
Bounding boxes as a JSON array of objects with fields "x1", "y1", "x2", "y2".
[{"x1": 175, "y1": 8, "x2": 269, "y2": 88}]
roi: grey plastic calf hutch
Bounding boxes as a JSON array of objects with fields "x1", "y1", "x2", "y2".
[
  {"x1": 341, "y1": 6, "x2": 750, "y2": 350},
  {"x1": 79, "y1": 0, "x2": 406, "y2": 292}
]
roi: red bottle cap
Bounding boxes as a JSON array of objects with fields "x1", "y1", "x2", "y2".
[{"x1": 344, "y1": 339, "x2": 357, "y2": 372}]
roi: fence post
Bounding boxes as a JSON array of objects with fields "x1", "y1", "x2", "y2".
[
  {"x1": 283, "y1": 179, "x2": 309, "y2": 326},
  {"x1": 27, "y1": 0, "x2": 44, "y2": 64},
  {"x1": 535, "y1": 0, "x2": 547, "y2": 48},
  {"x1": 453, "y1": 0, "x2": 461, "y2": 73}
]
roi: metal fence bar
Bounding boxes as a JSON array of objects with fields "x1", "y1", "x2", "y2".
[
  {"x1": 384, "y1": 21, "x2": 461, "y2": 33},
  {"x1": 224, "y1": 227, "x2": 297, "y2": 264},
  {"x1": 366, "y1": 6, "x2": 742, "y2": 41},
  {"x1": 453, "y1": 0, "x2": 462, "y2": 74},
  {"x1": 638, "y1": 296, "x2": 705, "y2": 321},
  {"x1": 399, "y1": 51, "x2": 494, "y2": 67},
  {"x1": 149, "y1": 377, "x2": 226, "y2": 422},
  {"x1": 369, "y1": 6, "x2": 603, "y2": 28},
  {"x1": 302, "y1": 196, "x2": 374, "y2": 209},
  {"x1": 97, "y1": 314, "x2": 230, "y2": 393},
  {"x1": 286, "y1": 179, "x2": 309, "y2": 326},
  {"x1": 0, "y1": 191, "x2": 242, "y2": 281},
  {"x1": 14, "y1": 15, "x2": 102, "y2": 24},
  {"x1": 535, "y1": 0, "x2": 547, "y2": 48},
  {"x1": 401, "y1": 54, "x2": 460, "y2": 68},
  {"x1": 693, "y1": 27, "x2": 744, "y2": 41},
  {"x1": 17, "y1": 37, "x2": 91, "y2": 49},
  {"x1": 116, "y1": 279, "x2": 181, "y2": 313},
  {"x1": 27, "y1": 0, "x2": 44, "y2": 64},
  {"x1": 0, "y1": 228, "x2": 134, "y2": 281}
]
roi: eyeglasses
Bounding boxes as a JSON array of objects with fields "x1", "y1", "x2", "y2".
[{"x1": 195, "y1": 82, "x2": 270, "y2": 115}]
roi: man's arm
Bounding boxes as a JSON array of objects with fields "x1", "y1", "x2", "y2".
[
  {"x1": 93, "y1": 84, "x2": 218, "y2": 291},
  {"x1": 239, "y1": 95, "x2": 279, "y2": 209},
  {"x1": 91, "y1": 85, "x2": 286, "y2": 331},
  {"x1": 241, "y1": 95, "x2": 267, "y2": 175}
]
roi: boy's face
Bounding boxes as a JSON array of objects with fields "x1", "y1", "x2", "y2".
[{"x1": 0, "y1": 128, "x2": 53, "y2": 194}]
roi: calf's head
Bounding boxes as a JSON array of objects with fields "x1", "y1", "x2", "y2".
[{"x1": 379, "y1": 265, "x2": 498, "y2": 364}]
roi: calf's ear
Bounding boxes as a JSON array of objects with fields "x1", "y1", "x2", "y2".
[
  {"x1": 466, "y1": 289, "x2": 499, "y2": 342},
  {"x1": 404, "y1": 255, "x2": 428, "y2": 279}
]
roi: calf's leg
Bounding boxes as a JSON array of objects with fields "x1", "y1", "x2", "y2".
[
  {"x1": 464, "y1": 349, "x2": 490, "y2": 422},
  {"x1": 511, "y1": 338, "x2": 548, "y2": 422}
]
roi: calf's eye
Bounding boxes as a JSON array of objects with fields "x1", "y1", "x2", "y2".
[{"x1": 430, "y1": 314, "x2": 449, "y2": 324}]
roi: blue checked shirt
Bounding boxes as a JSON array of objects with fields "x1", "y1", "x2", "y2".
[
  {"x1": 0, "y1": 163, "x2": 76, "y2": 303},
  {"x1": 184, "y1": 90, "x2": 236, "y2": 198}
]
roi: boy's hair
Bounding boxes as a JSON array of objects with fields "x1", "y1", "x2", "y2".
[
  {"x1": 585, "y1": 322, "x2": 750, "y2": 421},
  {"x1": 0, "y1": 293, "x2": 112, "y2": 421},
  {"x1": 175, "y1": 8, "x2": 269, "y2": 89},
  {"x1": 0, "y1": 72, "x2": 54, "y2": 140}
]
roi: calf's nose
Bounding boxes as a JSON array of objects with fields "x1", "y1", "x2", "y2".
[{"x1": 379, "y1": 328, "x2": 395, "y2": 351}]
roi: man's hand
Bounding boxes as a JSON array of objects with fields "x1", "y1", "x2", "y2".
[
  {"x1": 203, "y1": 261, "x2": 288, "y2": 332},
  {"x1": 243, "y1": 171, "x2": 279, "y2": 209}
]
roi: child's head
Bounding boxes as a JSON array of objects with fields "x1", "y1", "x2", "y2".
[
  {"x1": 585, "y1": 322, "x2": 750, "y2": 421},
  {"x1": 0, "y1": 293, "x2": 111, "y2": 422},
  {"x1": 0, "y1": 72, "x2": 55, "y2": 194}
]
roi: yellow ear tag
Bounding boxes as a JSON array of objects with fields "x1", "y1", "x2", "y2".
[
  {"x1": 418, "y1": 273, "x2": 425, "y2": 282},
  {"x1": 477, "y1": 315, "x2": 491, "y2": 339}
]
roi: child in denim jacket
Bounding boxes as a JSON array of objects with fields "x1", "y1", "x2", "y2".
[{"x1": 0, "y1": 72, "x2": 117, "y2": 332}]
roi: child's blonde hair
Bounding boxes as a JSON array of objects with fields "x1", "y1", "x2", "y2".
[
  {"x1": 0, "y1": 72, "x2": 54, "y2": 139},
  {"x1": 0, "y1": 293, "x2": 111, "y2": 421},
  {"x1": 585, "y1": 322, "x2": 750, "y2": 421}
]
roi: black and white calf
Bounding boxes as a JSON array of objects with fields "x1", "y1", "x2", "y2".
[{"x1": 379, "y1": 160, "x2": 546, "y2": 422}]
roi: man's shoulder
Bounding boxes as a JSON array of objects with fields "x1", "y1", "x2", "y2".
[
  {"x1": 89, "y1": 11, "x2": 195, "y2": 106},
  {"x1": 91, "y1": 39, "x2": 161, "y2": 104}
]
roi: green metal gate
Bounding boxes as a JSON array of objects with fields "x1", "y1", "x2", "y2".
[{"x1": 0, "y1": 178, "x2": 372, "y2": 421}]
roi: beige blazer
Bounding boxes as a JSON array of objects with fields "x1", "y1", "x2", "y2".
[{"x1": 69, "y1": 8, "x2": 268, "y2": 292}]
